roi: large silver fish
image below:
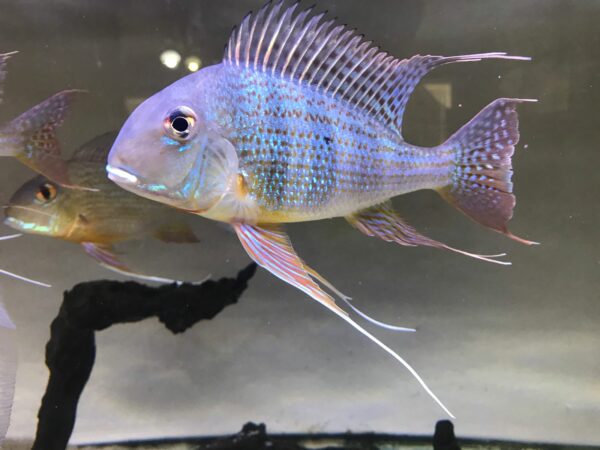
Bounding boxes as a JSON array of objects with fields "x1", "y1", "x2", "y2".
[{"x1": 106, "y1": 2, "x2": 536, "y2": 416}]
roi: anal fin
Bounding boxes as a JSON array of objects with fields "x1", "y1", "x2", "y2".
[
  {"x1": 233, "y1": 222, "x2": 453, "y2": 417},
  {"x1": 347, "y1": 202, "x2": 511, "y2": 265}
]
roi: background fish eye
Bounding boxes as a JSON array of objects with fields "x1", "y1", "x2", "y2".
[
  {"x1": 35, "y1": 182, "x2": 57, "y2": 204},
  {"x1": 164, "y1": 106, "x2": 196, "y2": 140}
]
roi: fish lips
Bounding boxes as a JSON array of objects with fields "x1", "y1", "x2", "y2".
[
  {"x1": 106, "y1": 164, "x2": 139, "y2": 185},
  {"x1": 106, "y1": 164, "x2": 198, "y2": 211},
  {"x1": 3, "y1": 213, "x2": 19, "y2": 229},
  {"x1": 3, "y1": 212, "x2": 43, "y2": 234}
]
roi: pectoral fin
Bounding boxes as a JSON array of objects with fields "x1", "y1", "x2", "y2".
[
  {"x1": 347, "y1": 202, "x2": 511, "y2": 265},
  {"x1": 81, "y1": 242, "x2": 203, "y2": 284},
  {"x1": 234, "y1": 222, "x2": 413, "y2": 331},
  {"x1": 233, "y1": 222, "x2": 453, "y2": 417},
  {"x1": 82, "y1": 242, "x2": 129, "y2": 272},
  {"x1": 233, "y1": 223, "x2": 344, "y2": 314}
]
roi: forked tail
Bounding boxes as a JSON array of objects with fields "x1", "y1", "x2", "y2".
[{"x1": 438, "y1": 98, "x2": 537, "y2": 244}]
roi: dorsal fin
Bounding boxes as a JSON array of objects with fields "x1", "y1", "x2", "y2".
[
  {"x1": 70, "y1": 131, "x2": 117, "y2": 163},
  {"x1": 223, "y1": 1, "x2": 530, "y2": 137},
  {"x1": 0, "y1": 51, "x2": 17, "y2": 105}
]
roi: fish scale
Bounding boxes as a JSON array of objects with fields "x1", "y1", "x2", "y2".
[{"x1": 223, "y1": 67, "x2": 452, "y2": 221}]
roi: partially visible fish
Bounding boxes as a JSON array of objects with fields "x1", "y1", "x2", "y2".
[
  {"x1": 0, "y1": 299, "x2": 16, "y2": 446},
  {"x1": 0, "y1": 51, "x2": 84, "y2": 189},
  {"x1": 5, "y1": 132, "x2": 201, "y2": 282},
  {"x1": 107, "y1": 2, "x2": 537, "y2": 416}
]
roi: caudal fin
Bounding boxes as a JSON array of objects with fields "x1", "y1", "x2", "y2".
[
  {"x1": 438, "y1": 98, "x2": 537, "y2": 245},
  {"x1": 0, "y1": 90, "x2": 84, "y2": 188}
]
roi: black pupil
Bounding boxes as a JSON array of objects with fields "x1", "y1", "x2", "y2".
[
  {"x1": 172, "y1": 116, "x2": 189, "y2": 133},
  {"x1": 40, "y1": 185, "x2": 51, "y2": 200}
]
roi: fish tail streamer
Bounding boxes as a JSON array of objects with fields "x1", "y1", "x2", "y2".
[{"x1": 437, "y1": 98, "x2": 538, "y2": 245}]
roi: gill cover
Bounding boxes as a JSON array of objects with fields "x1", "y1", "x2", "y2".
[{"x1": 186, "y1": 130, "x2": 245, "y2": 215}]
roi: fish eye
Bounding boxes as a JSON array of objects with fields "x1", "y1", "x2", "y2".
[
  {"x1": 35, "y1": 182, "x2": 57, "y2": 204},
  {"x1": 164, "y1": 106, "x2": 196, "y2": 140}
]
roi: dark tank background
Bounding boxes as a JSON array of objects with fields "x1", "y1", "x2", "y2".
[{"x1": 0, "y1": 0, "x2": 598, "y2": 445}]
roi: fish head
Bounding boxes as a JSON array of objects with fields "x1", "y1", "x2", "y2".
[
  {"x1": 4, "y1": 175, "x2": 77, "y2": 238},
  {"x1": 107, "y1": 68, "x2": 238, "y2": 214}
]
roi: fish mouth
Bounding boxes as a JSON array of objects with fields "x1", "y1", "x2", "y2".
[
  {"x1": 4, "y1": 215, "x2": 24, "y2": 231},
  {"x1": 106, "y1": 165, "x2": 139, "y2": 185},
  {"x1": 106, "y1": 163, "x2": 188, "y2": 207},
  {"x1": 3, "y1": 215, "x2": 52, "y2": 234}
]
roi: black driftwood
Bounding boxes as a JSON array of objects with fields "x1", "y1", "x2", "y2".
[{"x1": 32, "y1": 263, "x2": 257, "y2": 450}]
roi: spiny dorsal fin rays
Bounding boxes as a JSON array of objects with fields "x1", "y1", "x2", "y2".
[
  {"x1": 223, "y1": 2, "x2": 530, "y2": 137},
  {"x1": 318, "y1": 33, "x2": 364, "y2": 91},
  {"x1": 289, "y1": 14, "x2": 331, "y2": 81},
  {"x1": 282, "y1": 13, "x2": 325, "y2": 77},
  {"x1": 0, "y1": 51, "x2": 18, "y2": 105},
  {"x1": 298, "y1": 19, "x2": 340, "y2": 83},
  {"x1": 262, "y1": 2, "x2": 296, "y2": 70},
  {"x1": 234, "y1": 222, "x2": 453, "y2": 417},
  {"x1": 305, "y1": 25, "x2": 349, "y2": 84},
  {"x1": 329, "y1": 41, "x2": 374, "y2": 97},
  {"x1": 254, "y1": 1, "x2": 284, "y2": 70},
  {"x1": 270, "y1": 4, "x2": 306, "y2": 75}
]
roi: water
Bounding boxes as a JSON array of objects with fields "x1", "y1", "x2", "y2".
[{"x1": 0, "y1": 0, "x2": 598, "y2": 446}]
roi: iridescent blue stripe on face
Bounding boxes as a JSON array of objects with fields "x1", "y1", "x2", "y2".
[
  {"x1": 4, "y1": 216, "x2": 51, "y2": 233},
  {"x1": 161, "y1": 136, "x2": 191, "y2": 153}
]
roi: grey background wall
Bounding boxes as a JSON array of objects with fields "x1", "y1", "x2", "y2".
[{"x1": 0, "y1": 0, "x2": 598, "y2": 445}]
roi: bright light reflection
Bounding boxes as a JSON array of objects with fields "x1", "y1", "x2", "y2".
[
  {"x1": 185, "y1": 56, "x2": 202, "y2": 72},
  {"x1": 160, "y1": 49, "x2": 181, "y2": 69}
]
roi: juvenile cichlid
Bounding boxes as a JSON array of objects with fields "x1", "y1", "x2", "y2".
[
  {"x1": 0, "y1": 51, "x2": 83, "y2": 188},
  {"x1": 5, "y1": 132, "x2": 199, "y2": 280},
  {"x1": 107, "y1": 2, "x2": 536, "y2": 416}
]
